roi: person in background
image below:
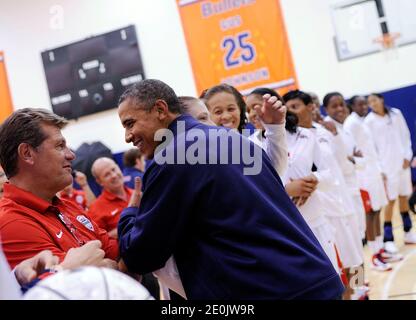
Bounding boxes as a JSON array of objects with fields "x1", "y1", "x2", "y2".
[
  {"x1": 58, "y1": 170, "x2": 96, "y2": 210},
  {"x1": 245, "y1": 88, "x2": 288, "y2": 177},
  {"x1": 408, "y1": 157, "x2": 416, "y2": 214},
  {"x1": 122, "y1": 149, "x2": 145, "y2": 190},
  {"x1": 365, "y1": 93, "x2": 416, "y2": 255},
  {"x1": 323, "y1": 93, "x2": 366, "y2": 244},
  {"x1": 178, "y1": 96, "x2": 215, "y2": 126},
  {"x1": 203, "y1": 84, "x2": 288, "y2": 177},
  {"x1": 344, "y1": 96, "x2": 391, "y2": 271},
  {"x1": 279, "y1": 108, "x2": 341, "y2": 278},
  {"x1": 89, "y1": 157, "x2": 133, "y2": 238},
  {"x1": 283, "y1": 90, "x2": 365, "y2": 300},
  {"x1": 202, "y1": 83, "x2": 248, "y2": 132},
  {"x1": 308, "y1": 92, "x2": 324, "y2": 123}
]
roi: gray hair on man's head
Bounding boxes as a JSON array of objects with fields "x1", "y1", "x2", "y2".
[{"x1": 118, "y1": 79, "x2": 181, "y2": 113}]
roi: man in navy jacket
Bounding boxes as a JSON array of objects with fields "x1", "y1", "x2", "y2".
[{"x1": 117, "y1": 79, "x2": 344, "y2": 300}]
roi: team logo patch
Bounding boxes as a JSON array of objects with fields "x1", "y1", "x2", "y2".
[{"x1": 76, "y1": 215, "x2": 94, "y2": 231}]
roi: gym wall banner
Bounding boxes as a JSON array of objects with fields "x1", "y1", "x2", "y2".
[
  {"x1": 177, "y1": 0, "x2": 298, "y2": 95},
  {"x1": 0, "y1": 51, "x2": 13, "y2": 122}
]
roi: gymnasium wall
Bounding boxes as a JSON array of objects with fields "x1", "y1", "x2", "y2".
[
  {"x1": 383, "y1": 84, "x2": 416, "y2": 181},
  {"x1": 0, "y1": 0, "x2": 195, "y2": 153},
  {"x1": 0, "y1": 0, "x2": 415, "y2": 155}
]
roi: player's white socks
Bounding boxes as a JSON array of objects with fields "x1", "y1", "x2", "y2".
[
  {"x1": 368, "y1": 241, "x2": 379, "y2": 255},
  {"x1": 376, "y1": 235, "x2": 383, "y2": 252}
]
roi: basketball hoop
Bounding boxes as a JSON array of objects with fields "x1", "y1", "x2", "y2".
[{"x1": 373, "y1": 32, "x2": 401, "y2": 61}]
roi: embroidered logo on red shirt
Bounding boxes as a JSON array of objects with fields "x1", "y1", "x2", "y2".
[{"x1": 76, "y1": 215, "x2": 94, "y2": 231}]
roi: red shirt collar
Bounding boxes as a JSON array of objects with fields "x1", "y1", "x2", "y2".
[
  {"x1": 101, "y1": 186, "x2": 132, "y2": 201},
  {"x1": 3, "y1": 182, "x2": 63, "y2": 214}
]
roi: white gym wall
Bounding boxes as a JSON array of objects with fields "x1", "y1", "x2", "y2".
[{"x1": 1, "y1": 0, "x2": 415, "y2": 152}]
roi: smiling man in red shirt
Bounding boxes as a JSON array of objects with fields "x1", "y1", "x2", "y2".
[
  {"x1": 88, "y1": 157, "x2": 133, "y2": 239},
  {"x1": 0, "y1": 108, "x2": 118, "y2": 269}
]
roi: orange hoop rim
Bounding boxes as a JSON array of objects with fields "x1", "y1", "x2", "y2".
[{"x1": 373, "y1": 32, "x2": 401, "y2": 49}]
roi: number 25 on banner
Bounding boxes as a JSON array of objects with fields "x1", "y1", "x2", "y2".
[
  {"x1": 222, "y1": 32, "x2": 256, "y2": 69},
  {"x1": 177, "y1": 0, "x2": 297, "y2": 94}
]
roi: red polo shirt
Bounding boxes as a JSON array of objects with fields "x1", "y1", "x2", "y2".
[
  {"x1": 0, "y1": 183, "x2": 118, "y2": 269},
  {"x1": 88, "y1": 186, "x2": 133, "y2": 232},
  {"x1": 59, "y1": 189, "x2": 88, "y2": 210}
]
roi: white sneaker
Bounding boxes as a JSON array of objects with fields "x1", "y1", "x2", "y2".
[
  {"x1": 380, "y1": 249, "x2": 404, "y2": 263},
  {"x1": 404, "y1": 232, "x2": 416, "y2": 245},
  {"x1": 384, "y1": 241, "x2": 399, "y2": 254},
  {"x1": 371, "y1": 254, "x2": 393, "y2": 271},
  {"x1": 351, "y1": 286, "x2": 370, "y2": 300}
]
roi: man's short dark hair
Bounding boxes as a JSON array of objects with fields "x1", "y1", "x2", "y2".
[
  {"x1": 282, "y1": 90, "x2": 313, "y2": 106},
  {"x1": 123, "y1": 148, "x2": 143, "y2": 168},
  {"x1": 178, "y1": 96, "x2": 199, "y2": 114},
  {"x1": 118, "y1": 79, "x2": 181, "y2": 113},
  {"x1": 0, "y1": 108, "x2": 68, "y2": 178},
  {"x1": 249, "y1": 88, "x2": 283, "y2": 102}
]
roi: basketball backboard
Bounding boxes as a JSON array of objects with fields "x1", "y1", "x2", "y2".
[{"x1": 331, "y1": 0, "x2": 416, "y2": 61}]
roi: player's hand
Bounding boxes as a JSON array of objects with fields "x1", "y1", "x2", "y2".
[
  {"x1": 292, "y1": 196, "x2": 309, "y2": 207},
  {"x1": 14, "y1": 250, "x2": 59, "y2": 285},
  {"x1": 285, "y1": 175, "x2": 318, "y2": 198},
  {"x1": 59, "y1": 240, "x2": 105, "y2": 270},
  {"x1": 74, "y1": 171, "x2": 88, "y2": 187},
  {"x1": 98, "y1": 258, "x2": 119, "y2": 270},
  {"x1": 322, "y1": 121, "x2": 337, "y2": 136},
  {"x1": 353, "y1": 147, "x2": 363, "y2": 158},
  {"x1": 347, "y1": 155, "x2": 356, "y2": 164},
  {"x1": 253, "y1": 94, "x2": 286, "y2": 125},
  {"x1": 128, "y1": 177, "x2": 142, "y2": 208},
  {"x1": 403, "y1": 159, "x2": 411, "y2": 169}
]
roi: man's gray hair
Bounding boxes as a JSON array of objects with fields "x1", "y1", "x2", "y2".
[{"x1": 118, "y1": 79, "x2": 181, "y2": 113}]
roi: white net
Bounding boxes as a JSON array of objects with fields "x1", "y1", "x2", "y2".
[{"x1": 374, "y1": 33, "x2": 401, "y2": 61}]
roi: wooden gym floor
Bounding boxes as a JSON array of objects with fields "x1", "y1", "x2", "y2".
[{"x1": 364, "y1": 206, "x2": 416, "y2": 300}]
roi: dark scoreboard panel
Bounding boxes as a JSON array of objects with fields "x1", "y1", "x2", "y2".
[{"x1": 41, "y1": 25, "x2": 145, "y2": 120}]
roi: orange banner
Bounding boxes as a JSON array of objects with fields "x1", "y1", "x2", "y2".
[
  {"x1": 177, "y1": 0, "x2": 298, "y2": 95},
  {"x1": 0, "y1": 52, "x2": 13, "y2": 122}
]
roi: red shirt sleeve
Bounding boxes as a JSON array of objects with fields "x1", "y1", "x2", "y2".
[{"x1": 0, "y1": 219, "x2": 67, "y2": 269}]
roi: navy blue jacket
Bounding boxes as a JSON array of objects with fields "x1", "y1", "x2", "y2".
[{"x1": 118, "y1": 115, "x2": 344, "y2": 299}]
